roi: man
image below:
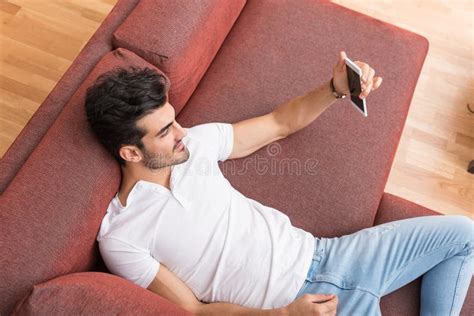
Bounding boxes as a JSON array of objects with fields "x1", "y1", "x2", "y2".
[{"x1": 86, "y1": 51, "x2": 473, "y2": 316}]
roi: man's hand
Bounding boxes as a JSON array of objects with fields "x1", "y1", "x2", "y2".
[
  {"x1": 284, "y1": 294, "x2": 338, "y2": 316},
  {"x1": 332, "y1": 51, "x2": 383, "y2": 99}
]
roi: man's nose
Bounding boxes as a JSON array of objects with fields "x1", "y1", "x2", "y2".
[{"x1": 175, "y1": 121, "x2": 187, "y2": 138}]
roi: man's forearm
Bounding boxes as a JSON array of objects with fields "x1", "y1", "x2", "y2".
[
  {"x1": 195, "y1": 302, "x2": 287, "y2": 316},
  {"x1": 273, "y1": 79, "x2": 337, "y2": 136}
]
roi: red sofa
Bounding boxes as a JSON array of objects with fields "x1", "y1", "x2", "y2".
[{"x1": 1, "y1": 0, "x2": 472, "y2": 314}]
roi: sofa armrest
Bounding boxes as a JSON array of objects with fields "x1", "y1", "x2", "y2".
[
  {"x1": 374, "y1": 192, "x2": 441, "y2": 226},
  {"x1": 374, "y1": 192, "x2": 473, "y2": 316},
  {"x1": 13, "y1": 272, "x2": 193, "y2": 316}
]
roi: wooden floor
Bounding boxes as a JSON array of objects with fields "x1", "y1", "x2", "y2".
[{"x1": 0, "y1": 0, "x2": 472, "y2": 218}]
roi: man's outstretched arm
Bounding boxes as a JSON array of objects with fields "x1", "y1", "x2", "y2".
[
  {"x1": 228, "y1": 51, "x2": 382, "y2": 160},
  {"x1": 273, "y1": 51, "x2": 382, "y2": 137},
  {"x1": 147, "y1": 263, "x2": 338, "y2": 316},
  {"x1": 272, "y1": 77, "x2": 338, "y2": 138}
]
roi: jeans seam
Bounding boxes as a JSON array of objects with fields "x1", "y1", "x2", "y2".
[
  {"x1": 311, "y1": 273, "x2": 381, "y2": 299},
  {"x1": 381, "y1": 241, "x2": 468, "y2": 295},
  {"x1": 304, "y1": 278, "x2": 381, "y2": 300},
  {"x1": 353, "y1": 286, "x2": 380, "y2": 299},
  {"x1": 449, "y1": 250, "x2": 470, "y2": 315}
]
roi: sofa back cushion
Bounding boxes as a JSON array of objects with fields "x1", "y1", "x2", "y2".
[
  {"x1": 112, "y1": 0, "x2": 247, "y2": 114},
  {"x1": 0, "y1": 48, "x2": 170, "y2": 315}
]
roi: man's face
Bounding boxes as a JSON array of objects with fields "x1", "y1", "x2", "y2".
[{"x1": 135, "y1": 101, "x2": 190, "y2": 170}]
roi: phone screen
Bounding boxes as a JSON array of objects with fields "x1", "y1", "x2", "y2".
[{"x1": 346, "y1": 65, "x2": 365, "y2": 114}]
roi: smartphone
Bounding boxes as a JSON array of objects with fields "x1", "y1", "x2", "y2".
[{"x1": 344, "y1": 57, "x2": 367, "y2": 117}]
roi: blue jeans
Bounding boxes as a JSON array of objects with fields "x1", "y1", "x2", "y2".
[{"x1": 294, "y1": 215, "x2": 474, "y2": 315}]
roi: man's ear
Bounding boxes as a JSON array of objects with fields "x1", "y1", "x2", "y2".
[{"x1": 119, "y1": 145, "x2": 143, "y2": 163}]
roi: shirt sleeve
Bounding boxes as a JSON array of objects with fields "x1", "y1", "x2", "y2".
[
  {"x1": 98, "y1": 237, "x2": 160, "y2": 289},
  {"x1": 185, "y1": 122, "x2": 234, "y2": 162}
]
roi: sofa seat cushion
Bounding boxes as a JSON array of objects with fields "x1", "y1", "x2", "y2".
[
  {"x1": 0, "y1": 48, "x2": 170, "y2": 315},
  {"x1": 13, "y1": 272, "x2": 191, "y2": 315},
  {"x1": 112, "y1": 0, "x2": 247, "y2": 114},
  {"x1": 176, "y1": 0, "x2": 429, "y2": 237}
]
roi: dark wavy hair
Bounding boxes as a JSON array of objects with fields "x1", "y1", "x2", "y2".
[{"x1": 85, "y1": 66, "x2": 170, "y2": 165}]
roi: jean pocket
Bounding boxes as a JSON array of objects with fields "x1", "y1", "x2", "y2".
[{"x1": 308, "y1": 273, "x2": 355, "y2": 290}]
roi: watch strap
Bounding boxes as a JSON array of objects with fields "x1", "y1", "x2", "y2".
[{"x1": 330, "y1": 78, "x2": 347, "y2": 99}]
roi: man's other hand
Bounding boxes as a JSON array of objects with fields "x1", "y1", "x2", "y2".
[
  {"x1": 332, "y1": 51, "x2": 383, "y2": 100},
  {"x1": 284, "y1": 293, "x2": 338, "y2": 315}
]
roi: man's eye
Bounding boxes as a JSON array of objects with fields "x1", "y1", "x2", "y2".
[{"x1": 161, "y1": 129, "x2": 169, "y2": 137}]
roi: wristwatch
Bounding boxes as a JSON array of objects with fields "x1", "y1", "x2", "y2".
[{"x1": 330, "y1": 78, "x2": 347, "y2": 99}]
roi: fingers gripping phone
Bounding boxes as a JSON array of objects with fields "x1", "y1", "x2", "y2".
[{"x1": 344, "y1": 57, "x2": 367, "y2": 117}]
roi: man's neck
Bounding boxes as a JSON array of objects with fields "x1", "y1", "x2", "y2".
[{"x1": 118, "y1": 164, "x2": 172, "y2": 207}]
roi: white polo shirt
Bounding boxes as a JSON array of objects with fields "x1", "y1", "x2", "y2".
[{"x1": 97, "y1": 122, "x2": 315, "y2": 309}]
